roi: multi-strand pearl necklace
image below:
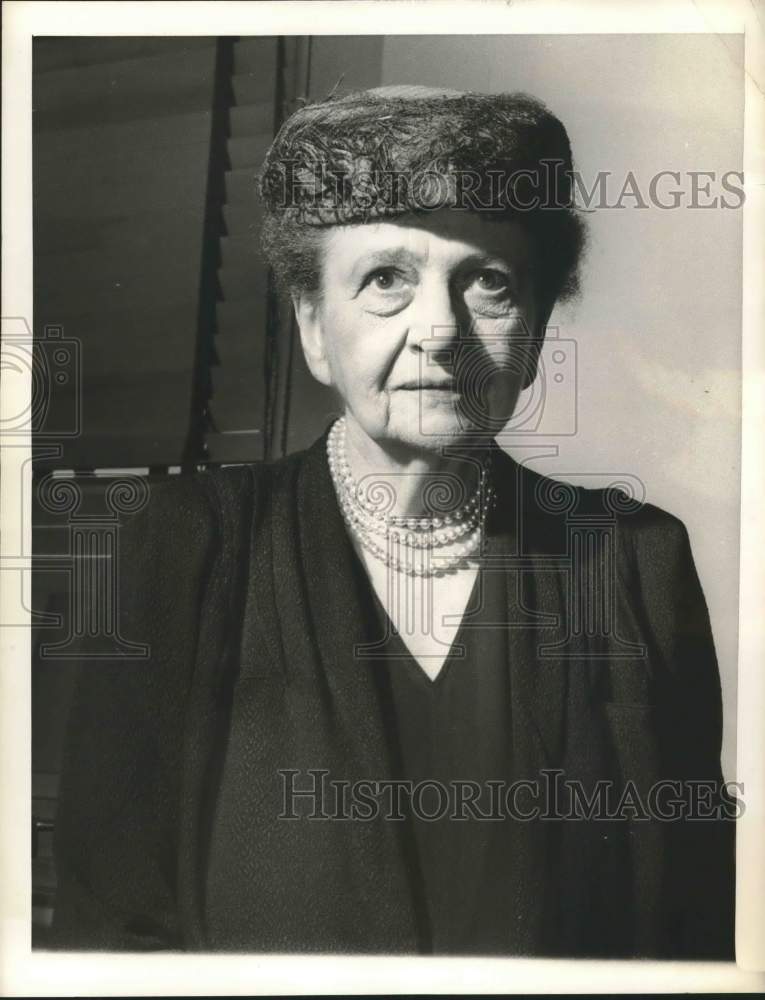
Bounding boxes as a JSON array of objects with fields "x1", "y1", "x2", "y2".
[{"x1": 327, "y1": 417, "x2": 495, "y2": 577}]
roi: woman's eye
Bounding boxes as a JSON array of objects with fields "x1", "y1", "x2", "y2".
[
  {"x1": 365, "y1": 268, "x2": 404, "y2": 292},
  {"x1": 357, "y1": 267, "x2": 413, "y2": 315},
  {"x1": 470, "y1": 269, "x2": 510, "y2": 294}
]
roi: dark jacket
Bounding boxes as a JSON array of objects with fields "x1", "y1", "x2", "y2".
[{"x1": 49, "y1": 430, "x2": 735, "y2": 956}]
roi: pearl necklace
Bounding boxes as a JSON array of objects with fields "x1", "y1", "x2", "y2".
[{"x1": 327, "y1": 418, "x2": 495, "y2": 576}]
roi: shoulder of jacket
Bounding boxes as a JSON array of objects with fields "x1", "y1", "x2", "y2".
[
  {"x1": 498, "y1": 451, "x2": 689, "y2": 553},
  {"x1": 508, "y1": 456, "x2": 685, "y2": 528},
  {"x1": 198, "y1": 449, "x2": 305, "y2": 512},
  {"x1": 122, "y1": 470, "x2": 218, "y2": 538},
  {"x1": 119, "y1": 449, "x2": 311, "y2": 561}
]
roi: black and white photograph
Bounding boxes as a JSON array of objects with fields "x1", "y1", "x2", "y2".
[{"x1": 2, "y1": 0, "x2": 764, "y2": 995}]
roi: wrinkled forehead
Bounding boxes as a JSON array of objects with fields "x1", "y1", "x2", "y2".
[{"x1": 321, "y1": 209, "x2": 535, "y2": 273}]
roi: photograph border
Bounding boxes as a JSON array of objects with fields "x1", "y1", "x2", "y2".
[{"x1": 2, "y1": 1, "x2": 763, "y2": 994}]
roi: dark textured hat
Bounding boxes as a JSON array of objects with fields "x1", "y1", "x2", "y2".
[{"x1": 258, "y1": 85, "x2": 577, "y2": 226}]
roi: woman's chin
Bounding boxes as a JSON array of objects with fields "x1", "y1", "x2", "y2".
[{"x1": 387, "y1": 409, "x2": 494, "y2": 453}]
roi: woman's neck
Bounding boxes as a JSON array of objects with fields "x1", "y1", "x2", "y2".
[{"x1": 340, "y1": 413, "x2": 486, "y2": 518}]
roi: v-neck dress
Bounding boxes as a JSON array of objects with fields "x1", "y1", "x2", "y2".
[
  {"x1": 51, "y1": 429, "x2": 735, "y2": 957},
  {"x1": 363, "y1": 562, "x2": 518, "y2": 954},
  {"x1": 204, "y1": 548, "x2": 518, "y2": 953}
]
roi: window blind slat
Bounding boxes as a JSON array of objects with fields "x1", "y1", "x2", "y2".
[
  {"x1": 230, "y1": 102, "x2": 275, "y2": 136},
  {"x1": 35, "y1": 243, "x2": 203, "y2": 295},
  {"x1": 35, "y1": 314, "x2": 198, "y2": 378},
  {"x1": 205, "y1": 430, "x2": 264, "y2": 463},
  {"x1": 224, "y1": 167, "x2": 261, "y2": 204},
  {"x1": 34, "y1": 37, "x2": 218, "y2": 470},
  {"x1": 228, "y1": 133, "x2": 274, "y2": 170},
  {"x1": 34, "y1": 45, "x2": 218, "y2": 129},
  {"x1": 35, "y1": 207, "x2": 208, "y2": 257},
  {"x1": 222, "y1": 202, "x2": 263, "y2": 237},
  {"x1": 233, "y1": 37, "x2": 279, "y2": 75},
  {"x1": 36, "y1": 258, "x2": 205, "y2": 315},
  {"x1": 33, "y1": 36, "x2": 215, "y2": 74},
  {"x1": 35, "y1": 147, "x2": 211, "y2": 213},
  {"x1": 204, "y1": 37, "x2": 281, "y2": 462},
  {"x1": 35, "y1": 110, "x2": 214, "y2": 162}
]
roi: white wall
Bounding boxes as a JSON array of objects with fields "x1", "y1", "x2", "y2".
[{"x1": 381, "y1": 34, "x2": 744, "y2": 781}]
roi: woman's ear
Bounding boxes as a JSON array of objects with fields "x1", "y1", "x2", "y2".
[{"x1": 292, "y1": 291, "x2": 333, "y2": 387}]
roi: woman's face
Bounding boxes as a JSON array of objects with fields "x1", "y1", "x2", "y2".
[{"x1": 293, "y1": 209, "x2": 547, "y2": 454}]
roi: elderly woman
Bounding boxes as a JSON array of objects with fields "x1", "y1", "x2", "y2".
[{"x1": 50, "y1": 86, "x2": 734, "y2": 957}]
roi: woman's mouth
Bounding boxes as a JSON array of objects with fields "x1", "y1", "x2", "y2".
[
  {"x1": 396, "y1": 381, "x2": 463, "y2": 406},
  {"x1": 398, "y1": 380, "x2": 458, "y2": 391}
]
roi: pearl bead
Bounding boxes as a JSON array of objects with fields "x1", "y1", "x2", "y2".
[{"x1": 327, "y1": 416, "x2": 493, "y2": 576}]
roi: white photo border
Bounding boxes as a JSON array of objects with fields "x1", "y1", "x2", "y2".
[{"x1": 2, "y1": 1, "x2": 763, "y2": 994}]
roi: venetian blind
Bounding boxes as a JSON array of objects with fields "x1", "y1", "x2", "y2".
[
  {"x1": 33, "y1": 37, "x2": 225, "y2": 470},
  {"x1": 31, "y1": 35, "x2": 289, "y2": 939}
]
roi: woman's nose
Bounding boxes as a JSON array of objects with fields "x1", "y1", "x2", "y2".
[{"x1": 405, "y1": 279, "x2": 467, "y2": 352}]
